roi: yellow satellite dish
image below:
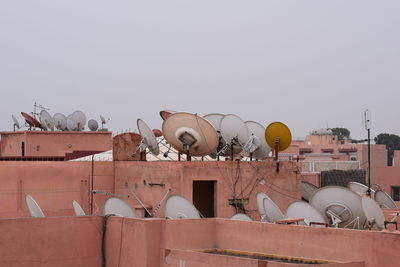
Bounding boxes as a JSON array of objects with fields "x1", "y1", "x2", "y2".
[{"x1": 265, "y1": 122, "x2": 292, "y2": 152}]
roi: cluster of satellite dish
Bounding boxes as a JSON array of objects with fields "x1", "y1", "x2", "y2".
[
  {"x1": 12, "y1": 110, "x2": 108, "y2": 132},
  {"x1": 25, "y1": 180, "x2": 399, "y2": 232},
  {"x1": 135, "y1": 110, "x2": 292, "y2": 161}
]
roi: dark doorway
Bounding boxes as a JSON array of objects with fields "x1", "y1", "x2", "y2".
[{"x1": 193, "y1": 181, "x2": 215, "y2": 218}]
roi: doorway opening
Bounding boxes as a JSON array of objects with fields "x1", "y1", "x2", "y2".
[{"x1": 192, "y1": 180, "x2": 215, "y2": 218}]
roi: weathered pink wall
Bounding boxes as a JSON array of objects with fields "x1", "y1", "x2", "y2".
[
  {"x1": 0, "y1": 131, "x2": 112, "y2": 157},
  {"x1": 114, "y1": 161, "x2": 300, "y2": 220},
  {"x1": 0, "y1": 216, "x2": 103, "y2": 267},
  {"x1": 104, "y1": 217, "x2": 398, "y2": 267},
  {"x1": 0, "y1": 161, "x2": 114, "y2": 218}
]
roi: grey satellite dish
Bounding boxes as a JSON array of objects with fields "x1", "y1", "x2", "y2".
[
  {"x1": 285, "y1": 201, "x2": 327, "y2": 226},
  {"x1": 262, "y1": 195, "x2": 284, "y2": 223},
  {"x1": 243, "y1": 121, "x2": 270, "y2": 159},
  {"x1": 12, "y1": 114, "x2": 20, "y2": 130},
  {"x1": 39, "y1": 110, "x2": 55, "y2": 131},
  {"x1": 348, "y1": 182, "x2": 375, "y2": 197},
  {"x1": 25, "y1": 195, "x2": 45, "y2": 218},
  {"x1": 362, "y1": 196, "x2": 385, "y2": 230},
  {"x1": 100, "y1": 115, "x2": 108, "y2": 129},
  {"x1": 71, "y1": 110, "x2": 87, "y2": 131},
  {"x1": 104, "y1": 197, "x2": 136, "y2": 218},
  {"x1": 256, "y1": 192, "x2": 268, "y2": 221},
  {"x1": 310, "y1": 186, "x2": 366, "y2": 229},
  {"x1": 374, "y1": 189, "x2": 397, "y2": 209},
  {"x1": 204, "y1": 113, "x2": 224, "y2": 132},
  {"x1": 66, "y1": 114, "x2": 74, "y2": 131},
  {"x1": 301, "y1": 181, "x2": 319, "y2": 202},
  {"x1": 230, "y1": 213, "x2": 253, "y2": 221},
  {"x1": 88, "y1": 119, "x2": 99, "y2": 131},
  {"x1": 165, "y1": 195, "x2": 200, "y2": 219},
  {"x1": 53, "y1": 113, "x2": 67, "y2": 131},
  {"x1": 72, "y1": 200, "x2": 86, "y2": 216},
  {"x1": 137, "y1": 119, "x2": 160, "y2": 156},
  {"x1": 220, "y1": 114, "x2": 249, "y2": 156}
]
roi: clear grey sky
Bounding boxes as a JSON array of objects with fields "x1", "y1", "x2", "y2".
[{"x1": 1, "y1": 1, "x2": 399, "y2": 140}]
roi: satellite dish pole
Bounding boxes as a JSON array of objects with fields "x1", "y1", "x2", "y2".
[{"x1": 364, "y1": 109, "x2": 371, "y2": 196}]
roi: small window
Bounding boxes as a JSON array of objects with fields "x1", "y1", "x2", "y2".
[{"x1": 392, "y1": 186, "x2": 400, "y2": 201}]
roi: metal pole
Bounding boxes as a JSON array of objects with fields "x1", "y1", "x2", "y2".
[{"x1": 367, "y1": 128, "x2": 371, "y2": 196}]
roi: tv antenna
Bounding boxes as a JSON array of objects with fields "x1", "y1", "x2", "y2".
[
  {"x1": 12, "y1": 115, "x2": 20, "y2": 131},
  {"x1": 265, "y1": 122, "x2": 292, "y2": 160},
  {"x1": 374, "y1": 189, "x2": 398, "y2": 209},
  {"x1": 262, "y1": 194, "x2": 284, "y2": 223},
  {"x1": 71, "y1": 110, "x2": 87, "y2": 131},
  {"x1": 230, "y1": 213, "x2": 252, "y2": 221},
  {"x1": 203, "y1": 113, "x2": 225, "y2": 158},
  {"x1": 363, "y1": 109, "x2": 372, "y2": 196},
  {"x1": 100, "y1": 115, "x2": 109, "y2": 130},
  {"x1": 72, "y1": 200, "x2": 86, "y2": 216},
  {"x1": 285, "y1": 201, "x2": 327, "y2": 227},
  {"x1": 301, "y1": 181, "x2": 319, "y2": 202},
  {"x1": 362, "y1": 196, "x2": 385, "y2": 230},
  {"x1": 162, "y1": 112, "x2": 218, "y2": 160}
]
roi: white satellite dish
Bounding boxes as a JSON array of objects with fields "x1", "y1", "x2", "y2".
[
  {"x1": 137, "y1": 119, "x2": 160, "y2": 156},
  {"x1": 12, "y1": 114, "x2": 20, "y2": 130},
  {"x1": 230, "y1": 213, "x2": 253, "y2": 221},
  {"x1": 374, "y1": 189, "x2": 397, "y2": 209},
  {"x1": 362, "y1": 196, "x2": 385, "y2": 230},
  {"x1": 262, "y1": 195, "x2": 284, "y2": 223},
  {"x1": 25, "y1": 195, "x2": 45, "y2": 218},
  {"x1": 243, "y1": 121, "x2": 270, "y2": 159},
  {"x1": 66, "y1": 114, "x2": 74, "y2": 131},
  {"x1": 53, "y1": 113, "x2": 67, "y2": 131},
  {"x1": 204, "y1": 113, "x2": 224, "y2": 132},
  {"x1": 88, "y1": 119, "x2": 99, "y2": 131},
  {"x1": 310, "y1": 186, "x2": 366, "y2": 229},
  {"x1": 256, "y1": 192, "x2": 268, "y2": 221},
  {"x1": 285, "y1": 201, "x2": 327, "y2": 226},
  {"x1": 165, "y1": 195, "x2": 201, "y2": 219},
  {"x1": 301, "y1": 181, "x2": 319, "y2": 202},
  {"x1": 348, "y1": 182, "x2": 375, "y2": 197},
  {"x1": 104, "y1": 197, "x2": 136, "y2": 218},
  {"x1": 72, "y1": 200, "x2": 86, "y2": 216},
  {"x1": 71, "y1": 110, "x2": 87, "y2": 131},
  {"x1": 220, "y1": 114, "x2": 249, "y2": 156},
  {"x1": 39, "y1": 110, "x2": 55, "y2": 131}
]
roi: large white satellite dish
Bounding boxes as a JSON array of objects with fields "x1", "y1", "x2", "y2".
[
  {"x1": 220, "y1": 114, "x2": 249, "y2": 156},
  {"x1": 310, "y1": 186, "x2": 366, "y2": 229},
  {"x1": 361, "y1": 196, "x2": 385, "y2": 230},
  {"x1": 71, "y1": 110, "x2": 87, "y2": 131},
  {"x1": 25, "y1": 195, "x2": 45, "y2": 218},
  {"x1": 39, "y1": 110, "x2": 55, "y2": 131},
  {"x1": 66, "y1": 114, "x2": 74, "y2": 131},
  {"x1": 230, "y1": 213, "x2": 253, "y2": 221},
  {"x1": 256, "y1": 192, "x2": 268, "y2": 221},
  {"x1": 72, "y1": 200, "x2": 86, "y2": 216},
  {"x1": 53, "y1": 113, "x2": 67, "y2": 131},
  {"x1": 285, "y1": 201, "x2": 327, "y2": 226},
  {"x1": 262, "y1": 195, "x2": 284, "y2": 223},
  {"x1": 301, "y1": 181, "x2": 319, "y2": 202},
  {"x1": 374, "y1": 189, "x2": 397, "y2": 209},
  {"x1": 165, "y1": 195, "x2": 200, "y2": 219},
  {"x1": 243, "y1": 121, "x2": 270, "y2": 159},
  {"x1": 348, "y1": 182, "x2": 375, "y2": 197},
  {"x1": 104, "y1": 197, "x2": 136, "y2": 218},
  {"x1": 137, "y1": 119, "x2": 160, "y2": 156}
]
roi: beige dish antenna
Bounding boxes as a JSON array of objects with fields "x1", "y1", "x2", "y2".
[
  {"x1": 162, "y1": 112, "x2": 219, "y2": 159},
  {"x1": 160, "y1": 110, "x2": 176, "y2": 120}
]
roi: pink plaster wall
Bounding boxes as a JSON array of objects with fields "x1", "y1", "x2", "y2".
[
  {"x1": 0, "y1": 161, "x2": 114, "y2": 218},
  {"x1": 114, "y1": 161, "x2": 301, "y2": 220},
  {"x1": 0, "y1": 216, "x2": 103, "y2": 267},
  {"x1": 0, "y1": 131, "x2": 112, "y2": 157}
]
